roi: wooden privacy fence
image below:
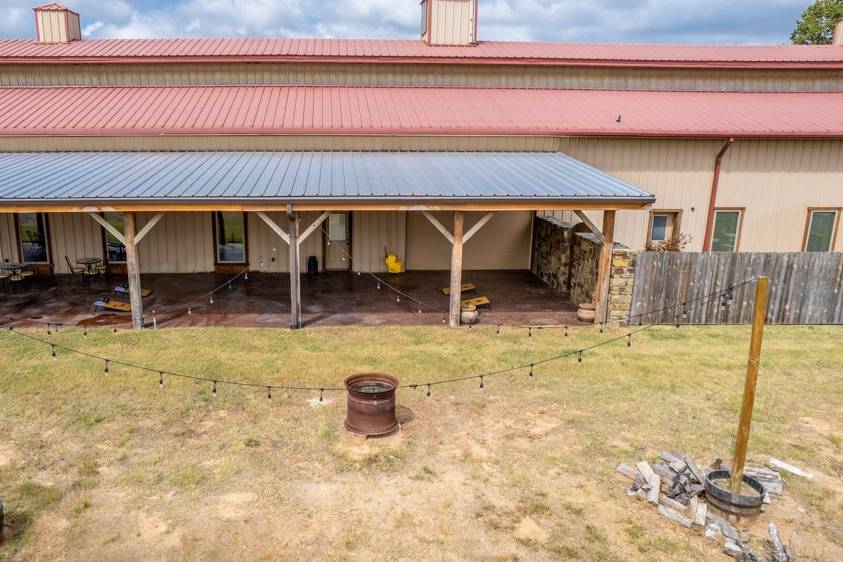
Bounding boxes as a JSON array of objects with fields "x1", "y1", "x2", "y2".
[{"x1": 629, "y1": 252, "x2": 843, "y2": 325}]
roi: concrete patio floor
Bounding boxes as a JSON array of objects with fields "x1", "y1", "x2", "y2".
[{"x1": 1, "y1": 270, "x2": 580, "y2": 329}]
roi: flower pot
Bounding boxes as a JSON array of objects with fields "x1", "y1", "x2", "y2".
[
  {"x1": 461, "y1": 304, "x2": 479, "y2": 325},
  {"x1": 577, "y1": 303, "x2": 596, "y2": 323}
]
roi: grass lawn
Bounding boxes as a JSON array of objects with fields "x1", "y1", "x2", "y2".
[{"x1": 0, "y1": 324, "x2": 842, "y2": 561}]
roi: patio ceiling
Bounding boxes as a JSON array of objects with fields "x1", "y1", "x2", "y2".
[{"x1": 0, "y1": 151, "x2": 653, "y2": 212}]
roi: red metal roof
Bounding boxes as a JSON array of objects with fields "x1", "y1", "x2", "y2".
[
  {"x1": 0, "y1": 85, "x2": 840, "y2": 138},
  {"x1": 0, "y1": 38, "x2": 841, "y2": 68}
]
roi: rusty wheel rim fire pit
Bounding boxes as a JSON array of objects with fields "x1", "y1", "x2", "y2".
[{"x1": 344, "y1": 373, "x2": 399, "y2": 437}]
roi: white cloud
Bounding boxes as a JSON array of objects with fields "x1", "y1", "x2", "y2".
[{"x1": 0, "y1": 0, "x2": 814, "y2": 44}]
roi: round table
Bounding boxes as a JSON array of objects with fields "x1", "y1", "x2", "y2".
[
  {"x1": 0, "y1": 263, "x2": 29, "y2": 275},
  {"x1": 76, "y1": 257, "x2": 102, "y2": 274}
]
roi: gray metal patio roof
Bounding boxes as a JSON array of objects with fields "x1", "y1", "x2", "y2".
[{"x1": 0, "y1": 151, "x2": 654, "y2": 206}]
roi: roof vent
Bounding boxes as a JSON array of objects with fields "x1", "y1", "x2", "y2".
[
  {"x1": 834, "y1": 19, "x2": 843, "y2": 46},
  {"x1": 34, "y1": 3, "x2": 81, "y2": 43},
  {"x1": 421, "y1": 0, "x2": 478, "y2": 46}
]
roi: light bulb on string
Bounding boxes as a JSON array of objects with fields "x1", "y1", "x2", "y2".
[
  {"x1": 244, "y1": 272, "x2": 249, "y2": 281},
  {"x1": 578, "y1": 351, "x2": 583, "y2": 364},
  {"x1": 529, "y1": 364, "x2": 534, "y2": 378},
  {"x1": 627, "y1": 334, "x2": 632, "y2": 347},
  {"x1": 564, "y1": 325, "x2": 569, "y2": 337},
  {"x1": 479, "y1": 376, "x2": 484, "y2": 390},
  {"x1": 209, "y1": 295, "x2": 214, "y2": 305},
  {"x1": 228, "y1": 283, "x2": 232, "y2": 290},
  {"x1": 159, "y1": 372, "x2": 164, "y2": 390},
  {"x1": 113, "y1": 324, "x2": 118, "y2": 333},
  {"x1": 377, "y1": 282, "x2": 381, "y2": 290},
  {"x1": 496, "y1": 325, "x2": 500, "y2": 335},
  {"x1": 104, "y1": 360, "x2": 110, "y2": 375},
  {"x1": 51, "y1": 344, "x2": 56, "y2": 359},
  {"x1": 188, "y1": 307, "x2": 192, "y2": 316},
  {"x1": 396, "y1": 295, "x2": 400, "y2": 303},
  {"x1": 267, "y1": 387, "x2": 272, "y2": 401},
  {"x1": 528, "y1": 327, "x2": 532, "y2": 338},
  {"x1": 600, "y1": 323, "x2": 604, "y2": 334},
  {"x1": 47, "y1": 323, "x2": 51, "y2": 335},
  {"x1": 83, "y1": 325, "x2": 88, "y2": 338},
  {"x1": 212, "y1": 381, "x2": 217, "y2": 398},
  {"x1": 426, "y1": 384, "x2": 431, "y2": 397},
  {"x1": 319, "y1": 389, "x2": 324, "y2": 402}
]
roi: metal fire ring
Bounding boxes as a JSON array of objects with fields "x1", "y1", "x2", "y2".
[
  {"x1": 705, "y1": 469, "x2": 765, "y2": 518},
  {"x1": 344, "y1": 373, "x2": 400, "y2": 437}
]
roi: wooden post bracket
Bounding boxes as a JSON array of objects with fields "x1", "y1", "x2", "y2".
[
  {"x1": 87, "y1": 211, "x2": 163, "y2": 245},
  {"x1": 256, "y1": 210, "x2": 329, "y2": 248},
  {"x1": 422, "y1": 211, "x2": 495, "y2": 245}
]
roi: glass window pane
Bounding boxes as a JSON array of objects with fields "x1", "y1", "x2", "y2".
[
  {"x1": 328, "y1": 213, "x2": 347, "y2": 241},
  {"x1": 806, "y1": 211, "x2": 836, "y2": 252},
  {"x1": 216, "y1": 212, "x2": 246, "y2": 263},
  {"x1": 18, "y1": 213, "x2": 49, "y2": 263},
  {"x1": 650, "y1": 215, "x2": 668, "y2": 241},
  {"x1": 104, "y1": 212, "x2": 126, "y2": 263},
  {"x1": 711, "y1": 211, "x2": 740, "y2": 252}
]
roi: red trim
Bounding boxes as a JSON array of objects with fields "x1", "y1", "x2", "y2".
[
  {"x1": 702, "y1": 138, "x2": 735, "y2": 251},
  {"x1": 1, "y1": 55, "x2": 841, "y2": 70},
  {"x1": 2, "y1": 130, "x2": 841, "y2": 140}
]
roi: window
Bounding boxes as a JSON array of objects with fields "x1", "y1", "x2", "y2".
[
  {"x1": 17, "y1": 212, "x2": 49, "y2": 263},
  {"x1": 710, "y1": 209, "x2": 743, "y2": 252},
  {"x1": 215, "y1": 212, "x2": 246, "y2": 263},
  {"x1": 804, "y1": 209, "x2": 839, "y2": 252},
  {"x1": 648, "y1": 211, "x2": 679, "y2": 243},
  {"x1": 328, "y1": 212, "x2": 347, "y2": 241},
  {"x1": 104, "y1": 212, "x2": 126, "y2": 263}
]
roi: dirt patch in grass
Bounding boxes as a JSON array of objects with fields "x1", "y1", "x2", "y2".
[{"x1": 0, "y1": 325, "x2": 841, "y2": 560}]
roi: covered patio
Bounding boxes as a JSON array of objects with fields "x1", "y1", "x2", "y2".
[
  {"x1": 0, "y1": 151, "x2": 654, "y2": 329},
  {"x1": 0, "y1": 270, "x2": 577, "y2": 328}
]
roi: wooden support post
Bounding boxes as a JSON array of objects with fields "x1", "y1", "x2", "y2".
[
  {"x1": 287, "y1": 207, "x2": 302, "y2": 329},
  {"x1": 122, "y1": 212, "x2": 143, "y2": 330},
  {"x1": 594, "y1": 210, "x2": 616, "y2": 325},
  {"x1": 449, "y1": 211, "x2": 464, "y2": 328},
  {"x1": 730, "y1": 276, "x2": 769, "y2": 493}
]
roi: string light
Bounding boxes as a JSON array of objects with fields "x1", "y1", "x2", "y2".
[
  {"x1": 427, "y1": 384, "x2": 431, "y2": 397},
  {"x1": 267, "y1": 386, "x2": 272, "y2": 401},
  {"x1": 83, "y1": 325, "x2": 88, "y2": 338},
  {"x1": 212, "y1": 381, "x2": 217, "y2": 398},
  {"x1": 479, "y1": 376, "x2": 484, "y2": 390},
  {"x1": 319, "y1": 389, "x2": 324, "y2": 402},
  {"x1": 627, "y1": 334, "x2": 632, "y2": 347},
  {"x1": 578, "y1": 351, "x2": 583, "y2": 364},
  {"x1": 209, "y1": 295, "x2": 214, "y2": 305},
  {"x1": 159, "y1": 371, "x2": 164, "y2": 390},
  {"x1": 104, "y1": 360, "x2": 109, "y2": 375},
  {"x1": 528, "y1": 327, "x2": 532, "y2": 338},
  {"x1": 496, "y1": 325, "x2": 500, "y2": 335},
  {"x1": 51, "y1": 344, "x2": 56, "y2": 359},
  {"x1": 600, "y1": 323, "x2": 604, "y2": 334},
  {"x1": 47, "y1": 323, "x2": 51, "y2": 335},
  {"x1": 529, "y1": 364, "x2": 534, "y2": 378}
]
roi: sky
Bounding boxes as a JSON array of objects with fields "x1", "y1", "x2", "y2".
[{"x1": 0, "y1": 0, "x2": 815, "y2": 44}]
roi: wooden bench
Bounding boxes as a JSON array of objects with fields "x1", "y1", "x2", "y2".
[
  {"x1": 462, "y1": 295, "x2": 491, "y2": 309},
  {"x1": 441, "y1": 283, "x2": 477, "y2": 296}
]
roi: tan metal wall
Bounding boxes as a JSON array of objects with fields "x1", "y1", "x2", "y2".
[
  {"x1": 35, "y1": 11, "x2": 70, "y2": 43},
  {"x1": 0, "y1": 213, "x2": 17, "y2": 263},
  {"x1": 425, "y1": 0, "x2": 476, "y2": 46},
  {"x1": 248, "y1": 211, "x2": 324, "y2": 273},
  {"x1": 47, "y1": 213, "x2": 104, "y2": 273},
  {"x1": 351, "y1": 211, "x2": 407, "y2": 273},
  {"x1": 0, "y1": 135, "x2": 558, "y2": 153},
  {"x1": 135, "y1": 212, "x2": 215, "y2": 273},
  {"x1": 717, "y1": 139, "x2": 843, "y2": 251},
  {"x1": 2, "y1": 63, "x2": 840, "y2": 92},
  {"x1": 406, "y1": 211, "x2": 533, "y2": 270}
]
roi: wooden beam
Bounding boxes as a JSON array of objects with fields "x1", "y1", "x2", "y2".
[
  {"x1": 135, "y1": 212, "x2": 164, "y2": 244},
  {"x1": 287, "y1": 207, "x2": 302, "y2": 329},
  {"x1": 122, "y1": 212, "x2": 144, "y2": 330},
  {"x1": 0, "y1": 201, "x2": 653, "y2": 214},
  {"x1": 297, "y1": 211, "x2": 330, "y2": 247},
  {"x1": 255, "y1": 211, "x2": 290, "y2": 245},
  {"x1": 574, "y1": 210, "x2": 605, "y2": 244},
  {"x1": 449, "y1": 211, "x2": 464, "y2": 328},
  {"x1": 87, "y1": 212, "x2": 125, "y2": 245},
  {"x1": 463, "y1": 212, "x2": 495, "y2": 244},
  {"x1": 730, "y1": 276, "x2": 769, "y2": 493},
  {"x1": 422, "y1": 211, "x2": 454, "y2": 245},
  {"x1": 594, "y1": 210, "x2": 616, "y2": 325}
]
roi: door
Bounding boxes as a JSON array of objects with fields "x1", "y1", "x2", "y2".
[{"x1": 325, "y1": 212, "x2": 350, "y2": 270}]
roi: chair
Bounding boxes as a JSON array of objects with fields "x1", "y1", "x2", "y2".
[
  {"x1": 0, "y1": 271, "x2": 9, "y2": 292},
  {"x1": 65, "y1": 256, "x2": 85, "y2": 284}
]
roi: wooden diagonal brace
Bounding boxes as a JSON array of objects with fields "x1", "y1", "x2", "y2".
[
  {"x1": 256, "y1": 211, "x2": 290, "y2": 245},
  {"x1": 87, "y1": 212, "x2": 125, "y2": 245},
  {"x1": 463, "y1": 212, "x2": 495, "y2": 244},
  {"x1": 574, "y1": 210, "x2": 605, "y2": 244},
  {"x1": 135, "y1": 212, "x2": 163, "y2": 244},
  {"x1": 422, "y1": 211, "x2": 455, "y2": 245}
]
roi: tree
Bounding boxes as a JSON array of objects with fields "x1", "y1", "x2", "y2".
[{"x1": 791, "y1": 0, "x2": 843, "y2": 44}]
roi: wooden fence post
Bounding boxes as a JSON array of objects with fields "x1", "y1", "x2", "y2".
[
  {"x1": 595, "y1": 210, "x2": 616, "y2": 324},
  {"x1": 730, "y1": 275, "x2": 769, "y2": 492},
  {"x1": 122, "y1": 212, "x2": 144, "y2": 330}
]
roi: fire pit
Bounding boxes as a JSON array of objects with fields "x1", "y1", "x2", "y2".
[
  {"x1": 705, "y1": 469, "x2": 765, "y2": 525},
  {"x1": 344, "y1": 374, "x2": 399, "y2": 437}
]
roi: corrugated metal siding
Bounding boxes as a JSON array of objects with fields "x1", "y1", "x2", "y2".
[
  {"x1": 428, "y1": 0, "x2": 475, "y2": 46},
  {"x1": 248, "y1": 211, "x2": 324, "y2": 273},
  {"x1": 36, "y1": 11, "x2": 68, "y2": 44},
  {"x1": 47, "y1": 213, "x2": 103, "y2": 273},
  {"x1": 557, "y1": 138, "x2": 724, "y2": 251},
  {"x1": 136, "y1": 212, "x2": 214, "y2": 273},
  {"x1": 0, "y1": 134, "x2": 559, "y2": 153},
  {"x1": 2, "y1": 63, "x2": 840, "y2": 92},
  {"x1": 351, "y1": 211, "x2": 407, "y2": 273},
  {"x1": 0, "y1": 213, "x2": 17, "y2": 262},
  {"x1": 406, "y1": 211, "x2": 533, "y2": 270},
  {"x1": 717, "y1": 139, "x2": 843, "y2": 251},
  {"x1": 0, "y1": 152, "x2": 653, "y2": 203}
]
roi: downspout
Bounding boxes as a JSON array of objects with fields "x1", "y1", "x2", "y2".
[{"x1": 702, "y1": 138, "x2": 735, "y2": 251}]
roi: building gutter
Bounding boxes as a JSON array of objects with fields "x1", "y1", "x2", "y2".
[{"x1": 702, "y1": 137, "x2": 735, "y2": 251}]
